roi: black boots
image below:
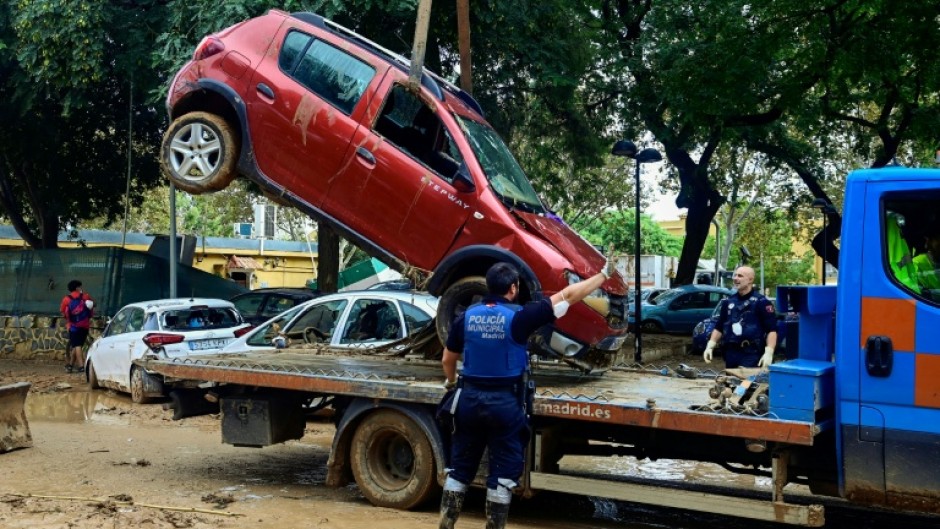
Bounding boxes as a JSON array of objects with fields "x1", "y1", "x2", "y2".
[
  {"x1": 438, "y1": 489, "x2": 465, "y2": 529},
  {"x1": 485, "y1": 500, "x2": 510, "y2": 529}
]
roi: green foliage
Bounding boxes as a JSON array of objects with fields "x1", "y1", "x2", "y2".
[
  {"x1": 736, "y1": 210, "x2": 815, "y2": 293},
  {"x1": 571, "y1": 210, "x2": 682, "y2": 257}
]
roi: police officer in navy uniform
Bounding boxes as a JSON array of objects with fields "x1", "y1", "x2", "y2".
[
  {"x1": 703, "y1": 266, "x2": 778, "y2": 369},
  {"x1": 438, "y1": 262, "x2": 613, "y2": 529}
]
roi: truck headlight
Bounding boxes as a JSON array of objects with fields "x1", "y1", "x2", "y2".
[{"x1": 565, "y1": 271, "x2": 610, "y2": 317}]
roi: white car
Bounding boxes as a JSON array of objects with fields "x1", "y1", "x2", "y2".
[
  {"x1": 85, "y1": 298, "x2": 251, "y2": 403},
  {"x1": 222, "y1": 290, "x2": 439, "y2": 354}
]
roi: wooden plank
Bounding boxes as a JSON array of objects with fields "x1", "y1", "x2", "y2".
[{"x1": 529, "y1": 472, "x2": 825, "y2": 527}]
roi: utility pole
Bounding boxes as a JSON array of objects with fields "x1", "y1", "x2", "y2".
[
  {"x1": 408, "y1": 0, "x2": 434, "y2": 88},
  {"x1": 456, "y1": 0, "x2": 472, "y2": 94}
]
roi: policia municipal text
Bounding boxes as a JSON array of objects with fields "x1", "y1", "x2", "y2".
[{"x1": 438, "y1": 261, "x2": 613, "y2": 529}]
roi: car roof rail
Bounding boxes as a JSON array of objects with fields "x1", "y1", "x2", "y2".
[{"x1": 290, "y1": 12, "x2": 484, "y2": 118}]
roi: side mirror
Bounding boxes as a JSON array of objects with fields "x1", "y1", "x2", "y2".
[{"x1": 453, "y1": 163, "x2": 475, "y2": 193}]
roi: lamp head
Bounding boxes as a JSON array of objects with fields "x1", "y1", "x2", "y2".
[
  {"x1": 636, "y1": 148, "x2": 663, "y2": 164},
  {"x1": 611, "y1": 140, "x2": 638, "y2": 158}
]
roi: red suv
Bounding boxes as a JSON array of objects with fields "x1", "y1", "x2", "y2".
[{"x1": 161, "y1": 10, "x2": 628, "y2": 371}]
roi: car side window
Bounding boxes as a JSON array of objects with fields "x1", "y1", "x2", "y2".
[
  {"x1": 286, "y1": 35, "x2": 376, "y2": 115},
  {"x1": 125, "y1": 308, "x2": 145, "y2": 333},
  {"x1": 707, "y1": 292, "x2": 725, "y2": 307},
  {"x1": 671, "y1": 294, "x2": 691, "y2": 310},
  {"x1": 374, "y1": 84, "x2": 464, "y2": 183},
  {"x1": 340, "y1": 299, "x2": 399, "y2": 343},
  {"x1": 232, "y1": 294, "x2": 265, "y2": 316},
  {"x1": 107, "y1": 309, "x2": 130, "y2": 336},
  {"x1": 261, "y1": 296, "x2": 296, "y2": 318},
  {"x1": 401, "y1": 301, "x2": 432, "y2": 335}
]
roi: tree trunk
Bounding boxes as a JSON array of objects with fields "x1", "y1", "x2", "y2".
[
  {"x1": 667, "y1": 148, "x2": 725, "y2": 285},
  {"x1": 317, "y1": 223, "x2": 340, "y2": 293}
]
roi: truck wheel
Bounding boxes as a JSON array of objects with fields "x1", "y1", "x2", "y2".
[
  {"x1": 87, "y1": 360, "x2": 99, "y2": 390},
  {"x1": 350, "y1": 409, "x2": 438, "y2": 510},
  {"x1": 161, "y1": 111, "x2": 239, "y2": 195},
  {"x1": 436, "y1": 276, "x2": 487, "y2": 345}
]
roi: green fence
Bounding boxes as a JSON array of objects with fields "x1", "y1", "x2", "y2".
[{"x1": 0, "y1": 248, "x2": 247, "y2": 317}]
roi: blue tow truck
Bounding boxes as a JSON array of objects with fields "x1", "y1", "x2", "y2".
[{"x1": 140, "y1": 167, "x2": 940, "y2": 526}]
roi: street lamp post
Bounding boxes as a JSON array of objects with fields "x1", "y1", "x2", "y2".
[{"x1": 612, "y1": 140, "x2": 663, "y2": 363}]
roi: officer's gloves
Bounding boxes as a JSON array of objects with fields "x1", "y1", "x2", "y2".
[
  {"x1": 703, "y1": 340, "x2": 717, "y2": 363},
  {"x1": 758, "y1": 346, "x2": 775, "y2": 369},
  {"x1": 443, "y1": 378, "x2": 457, "y2": 390}
]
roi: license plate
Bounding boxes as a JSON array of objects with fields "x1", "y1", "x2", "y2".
[{"x1": 188, "y1": 338, "x2": 232, "y2": 351}]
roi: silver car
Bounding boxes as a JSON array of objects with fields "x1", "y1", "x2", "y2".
[
  {"x1": 85, "y1": 298, "x2": 250, "y2": 403},
  {"x1": 222, "y1": 290, "x2": 438, "y2": 353}
]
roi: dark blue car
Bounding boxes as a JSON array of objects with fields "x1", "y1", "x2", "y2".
[{"x1": 690, "y1": 298, "x2": 795, "y2": 355}]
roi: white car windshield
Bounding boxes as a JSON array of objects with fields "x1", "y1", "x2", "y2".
[{"x1": 162, "y1": 307, "x2": 241, "y2": 330}]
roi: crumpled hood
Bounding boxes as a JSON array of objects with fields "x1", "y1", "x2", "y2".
[{"x1": 513, "y1": 210, "x2": 626, "y2": 295}]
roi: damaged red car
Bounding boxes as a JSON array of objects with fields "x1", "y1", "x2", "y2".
[{"x1": 161, "y1": 10, "x2": 628, "y2": 370}]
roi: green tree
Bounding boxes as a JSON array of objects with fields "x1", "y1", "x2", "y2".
[
  {"x1": 571, "y1": 210, "x2": 682, "y2": 257},
  {"x1": 0, "y1": 0, "x2": 166, "y2": 248}
]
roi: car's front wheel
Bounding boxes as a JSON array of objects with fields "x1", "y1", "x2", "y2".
[
  {"x1": 435, "y1": 276, "x2": 487, "y2": 346},
  {"x1": 161, "y1": 111, "x2": 239, "y2": 194},
  {"x1": 640, "y1": 320, "x2": 664, "y2": 333}
]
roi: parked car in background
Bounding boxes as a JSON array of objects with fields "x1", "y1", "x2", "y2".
[
  {"x1": 161, "y1": 10, "x2": 628, "y2": 371},
  {"x1": 85, "y1": 298, "x2": 251, "y2": 403},
  {"x1": 223, "y1": 290, "x2": 438, "y2": 354},
  {"x1": 690, "y1": 298, "x2": 795, "y2": 356},
  {"x1": 365, "y1": 279, "x2": 415, "y2": 291},
  {"x1": 627, "y1": 287, "x2": 669, "y2": 305},
  {"x1": 230, "y1": 287, "x2": 322, "y2": 326},
  {"x1": 628, "y1": 285, "x2": 732, "y2": 334}
]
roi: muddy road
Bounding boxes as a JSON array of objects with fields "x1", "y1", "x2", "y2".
[{"x1": 2, "y1": 358, "x2": 939, "y2": 529}]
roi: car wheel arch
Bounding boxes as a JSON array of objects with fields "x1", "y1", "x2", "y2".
[
  {"x1": 427, "y1": 245, "x2": 542, "y2": 301},
  {"x1": 170, "y1": 79, "x2": 248, "y2": 167}
]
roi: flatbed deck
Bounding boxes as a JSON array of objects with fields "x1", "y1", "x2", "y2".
[{"x1": 140, "y1": 351, "x2": 819, "y2": 445}]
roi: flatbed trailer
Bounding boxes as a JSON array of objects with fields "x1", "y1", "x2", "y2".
[{"x1": 140, "y1": 351, "x2": 827, "y2": 526}]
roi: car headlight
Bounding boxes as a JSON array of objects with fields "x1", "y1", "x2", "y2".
[
  {"x1": 565, "y1": 271, "x2": 610, "y2": 317},
  {"x1": 693, "y1": 321, "x2": 705, "y2": 335}
]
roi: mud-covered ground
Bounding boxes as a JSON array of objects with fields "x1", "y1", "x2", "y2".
[{"x1": 2, "y1": 344, "x2": 939, "y2": 529}]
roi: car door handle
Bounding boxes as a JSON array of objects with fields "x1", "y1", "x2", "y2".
[
  {"x1": 865, "y1": 335, "x2": 893, "y2": 377},
  {"x1": 256, "y1": 83, "x2": 275, "y2": 100},
  {"x1": 356, "y1": 146, "x2": 376, "y2": 165}
]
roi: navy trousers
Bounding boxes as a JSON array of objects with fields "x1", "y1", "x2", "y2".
[
  {"x1": 725, "y1": 345, "x2": 760, "y2": 368},
  {"x1": 449, "y1": 383, "x2": 527, "y2": 489}
]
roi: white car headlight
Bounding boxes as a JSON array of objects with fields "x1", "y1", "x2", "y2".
[{"x1": 565, "y1": 271, "x2": 610, "y2": 317}]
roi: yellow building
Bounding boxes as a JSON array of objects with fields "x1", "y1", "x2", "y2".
[
  {"x1": 0, "y1": 226, "x2": 318, "y2": 289},
  {"x1": 656, "y1": 214, "x2": 833, "y2": 284}
]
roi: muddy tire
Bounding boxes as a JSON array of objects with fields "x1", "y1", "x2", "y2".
[
  {"x1": 640, "y1": 320, "x2": 664, "y2": 333},
  {"x1": 130, "y1": 366, "x2": 155, "y2": 404},
  {"x1": 350, "y1": 409, "x2": 438, "y2": 510},
  {"x1": 161, "y1": 111, "x2": 239, "y2": 195},
  {"x1": 87, "y1": 360, "x2": 99, "y2": 390},
  {"x1": 435, "y1": 276, "x2": 488, "y2": 345}
]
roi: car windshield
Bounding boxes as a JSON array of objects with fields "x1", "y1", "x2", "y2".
[{"x1": 456, "y1": 116, "x2": 545, "y2": 214}]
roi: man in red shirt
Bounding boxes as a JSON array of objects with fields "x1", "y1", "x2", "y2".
[{"x1": 60, "y1": 280, "x2": 94, "y2": 373}]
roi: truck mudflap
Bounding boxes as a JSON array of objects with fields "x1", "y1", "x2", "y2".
[{"x1": 0, "y1": 382, "x2": 33, "y2": 453}]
